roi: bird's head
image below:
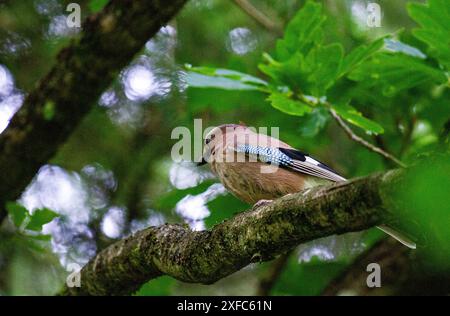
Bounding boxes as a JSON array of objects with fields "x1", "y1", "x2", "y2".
[{"x1": 197, "y1": 124, "x2": 250, "y2": 166}]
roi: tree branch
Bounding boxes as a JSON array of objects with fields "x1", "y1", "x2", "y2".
[
  {"x1": 0, "y1": 0, "x2": 188, "y2": 222},
  {"x1": 232, "y1": 0, "x2": 282, "y2": 35},
  {"x1": 60, "y1": 169, "x2": 404, "y2": 296},
  {"x1": 329, "y1": 109, "x2": 407, "y2": 168}
]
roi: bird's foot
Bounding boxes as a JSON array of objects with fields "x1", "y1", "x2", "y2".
[{"x1": 251, "y1": 199, "x2": 273, "y2": 210}]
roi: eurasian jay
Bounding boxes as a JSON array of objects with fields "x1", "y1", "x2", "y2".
[{"x1": 198, "y1": 123, "x2": 416, "y2": 249}]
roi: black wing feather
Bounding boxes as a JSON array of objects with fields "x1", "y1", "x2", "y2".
[{"x1": 278, "y1": 147, "x2": 346, "y2": 182}]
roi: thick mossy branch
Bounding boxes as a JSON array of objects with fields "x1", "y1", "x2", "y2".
[
  {"x1": 0, "y1": 0, "x2": 188, "y2": 221},
  {"x1": 61, "y1": 169, "x2": 403, "y2": 296}
]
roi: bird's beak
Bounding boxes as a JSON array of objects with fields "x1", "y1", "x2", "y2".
[
  {"x1": 197, "y1": 145, "x2": 212, "y2": 166},
  {"x1": 196, "y1": 149, "x2": 210, "y2": 166},
  {"x1": 196, "y1": 157, "x2": 208, "y2": 166}
]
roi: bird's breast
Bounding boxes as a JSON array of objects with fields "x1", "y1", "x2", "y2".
[{"x1": 211, "y1": 160, "x2": 307, "y2": 204}]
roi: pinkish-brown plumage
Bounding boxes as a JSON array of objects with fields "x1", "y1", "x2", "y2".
[
  {"x1": 197, "y1": 123, "x2": 416, "y2": 249},
  {"x1": 201, "y1": 124, "x2": 333, "y2": 204}
]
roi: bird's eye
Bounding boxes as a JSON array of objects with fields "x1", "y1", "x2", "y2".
[{"x1": 205, "y1": 134, "x2": 215, "y2": 145}]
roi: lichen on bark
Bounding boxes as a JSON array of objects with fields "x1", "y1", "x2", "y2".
[{"x1": 61, "y1": 170, "x2": 400, "y2": 296}]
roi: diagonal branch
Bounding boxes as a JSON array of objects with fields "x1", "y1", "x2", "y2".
[
  {"x1": 295, "y1": 95, "x2": 406, "y2": 168},
  {"x1": 0, "y1": 0, "x2": 188, "y2": 222},
  {"x1": 328, "y1": 108, "x2": 407, "y2": 168},
  {"x1": 232, "y1": 0, "x2": 282, "y2": 35},
  {"x1": 60, "y1": 169, "x2": 404, "y2": 296}
]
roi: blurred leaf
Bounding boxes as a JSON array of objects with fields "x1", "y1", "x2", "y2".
[
  {"x1": 26, "y1": 208, "x2": 59, "y2": 231},
  {"x1": 186, "y1": 87, "x2": 266, "y2": 114},
  {"x1": 408, "y1": 0, "x2": 450, "y2": 69},
  {"x1": 298, "y1": 107, "x2": 330, "y2": 137},
  {"x1": 7, "y1": 240, "x2": 64, "y2": 295},
  {"x1": 392, "y1": 154, "x2": 450, "y2": 272},
  {"x1": 135, "y1": 276, "x2": 175, "y2": 296},
  {"x1": 187, "y1": 66, "x2": 268, "y2": 86},
  {"x1": 186, "y1": 72, "x2": 260, "y2": 91},
  {"x1": 384, "y1": 39, "x2": 426, "y2": 59},
  {"x1": 332, "y1": 103, "x2": 384, "y2": 134},
  {"x1": 89, "y1": 0, "x2": 108, "y2": 13},
  {"x1": 348, "y1": 53, "x2": 447, "y2": 96},
  {"x1": 28, "y1": 234, "x2": 52, "y2": 242},
  {"x1": 6, "y1": 202, "x2": 28, "y2": 227},
  {"x1": 205, "y1": 194, "x2": 249, "y2": 228},
  {"x1": 185, "y1": 66, "x2": 267, "y2": 91},
  {"x1": 267, "y1": 92, "x2": 312, "y2": 116}
]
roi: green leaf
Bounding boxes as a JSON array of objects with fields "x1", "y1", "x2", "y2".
[
  {"x1": 339, "y1": 37, "x2": 386, "y2": 77},
  {"x1": 267, "y1": 92, "x2": 312, "y2": 117},
  {"x1": 348, "y1": 53, "x2": 447, "y2": 96},
  {"x1": 298, "y1": 107, "x2": 330, "y2": 137},
  {"x1": 276, "y1": 0, "x2": 326, "y2": 60},
  {"x1": 89, "y1": 0, "x2": 108, "y2": 13},
  {"x1": 384, "y1": 39, "x2": 426, "y2": 59},
  {"x1": 29, "y1": 234, "x2": 52, "y2": 242},
  {"x1": 186, "y1": 72, "x2": 261, "y2": 91},
  {"x1": 258, "y1": 1, "x2": 331, "y2": 95},
  {"x1": 185, "y1": 66, "x2": 268, "y2": 91},
  {"x1": 305, "y1": 43, "x2": 344, "y2": 95},
  {"x1": 187, "y1": 66, "x2": 268, "y2": 86},
  {"x1": 408, "y1": 0, "x2": 450, "y2": 70},
  {"x1": 258, "y1": 52, "x2": 306, "y2": 89},
  {"x1": 135, "y1": 276, "x2": 175, "y2": 296},
  {"x1": 332, "y1": 103, "x2": 384, "y2": 135},
  {"x1": 6, "y1": 202, "x2": 29, "y2": 227},
  {"x1": 26, "y1": 208, "x2": 59, "y2": 231}
]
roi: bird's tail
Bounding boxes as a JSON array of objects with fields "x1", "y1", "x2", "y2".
[{"x1": 376, "y1": 225, "x2": 416, "y2": 249}]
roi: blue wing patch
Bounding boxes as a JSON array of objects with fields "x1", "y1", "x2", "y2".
[{"x1": 235, "y1": 144, "x2": 346, "y2": 182}]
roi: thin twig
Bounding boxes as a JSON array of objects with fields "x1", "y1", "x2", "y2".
[
  {"x1": 329, "y1": 108, "x2": 407, "y2": 168},
  {"x1": 232, "y1": 0, "x2": 282, "y2": 35}
]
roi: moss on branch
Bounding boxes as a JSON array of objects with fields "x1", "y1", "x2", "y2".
[{"x1": 61, "y1": 169, "x2": 403, "y2": 296}]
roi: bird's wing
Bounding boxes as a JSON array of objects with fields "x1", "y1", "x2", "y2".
[{"x1": 235, "y1": 145, "x2": 346, "y2": 182}]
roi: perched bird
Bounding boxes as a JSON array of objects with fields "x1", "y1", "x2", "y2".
[{"x1": 198, "y1": 123, "x2": 416, "y2": 249}]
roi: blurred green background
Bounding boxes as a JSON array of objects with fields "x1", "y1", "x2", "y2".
[{"x1": 0, "y1": 0, "x2": 448, "y2": 295}]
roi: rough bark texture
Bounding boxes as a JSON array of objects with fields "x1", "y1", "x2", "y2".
[
  {"x1": 61, "y1": 170, "x2": 403, "y2": 296},
  {"x1": 0, "y1": 0, "x2": 188, "y2": 222}
]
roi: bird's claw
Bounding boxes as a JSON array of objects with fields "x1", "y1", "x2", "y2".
[{"x1": 251, "y1": 199, "x2": 273, "y2": 210}]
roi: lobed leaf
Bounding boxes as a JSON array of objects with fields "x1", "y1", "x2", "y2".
[{"x1": 332, "y1": 103, "x2": 384, "y2": 135}]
